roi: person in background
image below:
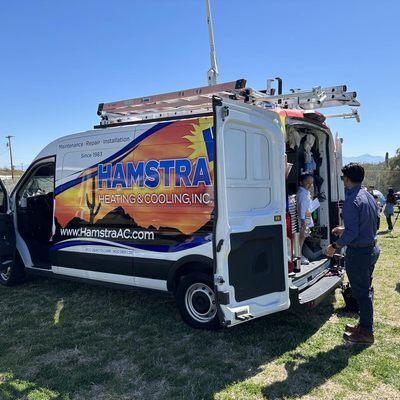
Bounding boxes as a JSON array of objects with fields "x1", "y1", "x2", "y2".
[
  {"x1": 384, "y1": 188, "x2": 396, "y2": 231},
  {"x1": 325, "y1": 163, "x2": 380, "y2": 345},
  {"x1": 373, "y1": 194, "x2": 382, "y2": 230},
  {"x1": 297, "y1": 173, "x2": 314, "y2": 265}
]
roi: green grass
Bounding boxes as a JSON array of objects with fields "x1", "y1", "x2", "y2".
[{"x1": 1, "y1": 225, "x2": 400, "y2": 399}]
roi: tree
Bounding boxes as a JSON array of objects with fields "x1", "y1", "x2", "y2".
[
  {"x1": 387, "y1": 148, "x2": 400, "y2": 190},
  {"x1": 362, "y1": 148, "x2": 400, "y2": 194}
]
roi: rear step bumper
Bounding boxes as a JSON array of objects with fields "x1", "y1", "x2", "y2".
[
  {"x1": 291, "y1": 258, "x2": 331, "y2": 291},
  {"x1": 291, "y1": 273, "x2": 344, "y2": 309}
]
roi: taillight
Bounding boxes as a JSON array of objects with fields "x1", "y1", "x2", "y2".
[{"x1": 286, "y1": 213, "x2": 294, "y2": 273}]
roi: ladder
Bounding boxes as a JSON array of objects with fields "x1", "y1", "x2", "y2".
[
  {"x1": 97, "y1": 79, "x2": 247, "y2": 126},
  {"x1": 96, "y1": 79, "x2": 360, "y2": 127},
  {"x1": 246, "y1": 85, "x2": 360, "y2": 110}
]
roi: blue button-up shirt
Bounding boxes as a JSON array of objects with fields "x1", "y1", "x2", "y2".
[{"x1": 337, "y1": 185, "x2": 378, "y2": 247}]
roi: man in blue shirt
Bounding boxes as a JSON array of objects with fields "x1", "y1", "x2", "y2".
[{"x1": 326, "y1": 163, "x2": 380, "y2": 345}]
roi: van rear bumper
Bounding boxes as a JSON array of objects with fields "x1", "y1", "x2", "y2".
[
  {"x1": 290, "y1": 258, "x2": 331, "y2": 290},
  {"x1": 291, "y1": 273, "x2": 343, "y2": 309}
]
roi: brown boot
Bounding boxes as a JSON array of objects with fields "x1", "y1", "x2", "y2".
[
  {"x1": 345, "y1": 322, "x2": 360, "y2": 333},
  {"x1": 343, "y1": 327, "x2": 374, "y2": 345}
]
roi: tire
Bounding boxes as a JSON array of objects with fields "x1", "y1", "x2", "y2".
[
  {"x1": 0, "y1": 253, "x2": 25, "y2": 287},
  {"x1": 175, "y1": 272, "x2": 221, "y2": 330}
]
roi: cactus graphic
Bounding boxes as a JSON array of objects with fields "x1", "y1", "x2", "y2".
[{"x1": 85, "y1": 176, "x2": 101, "y2": 224}]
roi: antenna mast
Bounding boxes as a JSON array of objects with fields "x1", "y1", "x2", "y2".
[{"x1": 205, "y1": 0, "x2": 219, "y2": 85}]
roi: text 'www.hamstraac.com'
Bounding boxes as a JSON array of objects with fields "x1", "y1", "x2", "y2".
[{"x1": 60, "y1": 227, "x2": 155, "y2": 240}]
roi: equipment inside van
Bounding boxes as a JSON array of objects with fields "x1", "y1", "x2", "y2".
[{"x1": 0, "y1": 78, "x2": 359, "y2": 329}]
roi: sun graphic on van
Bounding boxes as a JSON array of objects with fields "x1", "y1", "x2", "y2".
[{"x1": 185, "y1": 116, "x2": 214, "y2": 160}]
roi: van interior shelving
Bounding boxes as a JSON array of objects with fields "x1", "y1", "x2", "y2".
[{"x1": 286, "y1": 124, "x2": 331, "y2": 265}]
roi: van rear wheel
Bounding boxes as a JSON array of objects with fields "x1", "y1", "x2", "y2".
[{"x1": 175, "y1": 272, "x2": 220, "y2": 330}]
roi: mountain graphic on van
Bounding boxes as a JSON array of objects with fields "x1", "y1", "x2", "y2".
[
  {"x1": 94, "y1": 206, "x2": 138, "y2": 227},
  {"x1": 64, "y1": 217, "x2": 87, "y2": 228},
  {"x1": 94, "y1": 206, "x2": 201, "y2": 237}
]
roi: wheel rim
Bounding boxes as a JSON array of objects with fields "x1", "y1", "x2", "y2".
[
  {"x1": 1, "y1": 266, "x2": 11, "y2": 281},
  {"x1": 184, "y1": 282, "x2": 217, "y2": 323}
]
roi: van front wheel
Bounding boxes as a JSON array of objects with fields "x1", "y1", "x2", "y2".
[
  {"x1": 0, "y1": 254, "x2": 25, "y2": 287},
  {"x1": 175, "y1": 272, "x2": 220, "y2": 330}
]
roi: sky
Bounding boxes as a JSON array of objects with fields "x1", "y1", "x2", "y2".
[{"x1": 0, "y1": 0, "x2": 399, "y2": 168}]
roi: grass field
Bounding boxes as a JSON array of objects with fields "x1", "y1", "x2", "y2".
[{"x1": 1, "y1": 226, "x2": 399, "y2": 400}]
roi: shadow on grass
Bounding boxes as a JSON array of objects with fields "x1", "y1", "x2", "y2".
[
  {"x1": 333, "y1": 306, "x2": 358, "y2": 318},
  {"x1": 396, "y1": 282, "x2": 400, "y2": 294},
  {"x1": 377, "y1": 230, "x2": 390, "y2": 235},
  {"x1": 261, "y1": 344, "x2": 365, "y2": 399},
  {"x1": 0, "y1": 276, "x2": 361, "y2": 399}
]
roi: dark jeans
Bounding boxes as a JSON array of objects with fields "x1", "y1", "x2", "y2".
[
  {"x1": 345, "y1": 245, "x2": 380, "y2": 333},
  {"x1": 386, "y1": 215, "x2": 393, "y2": 230}
]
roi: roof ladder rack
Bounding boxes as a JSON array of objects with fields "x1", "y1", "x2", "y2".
[
  {"x1": 246, "y1": 84, "x2": 360, "y2": 111},
  {"x1": 96, "y1": 78, "x2": 360, "y2": 127},
  {"x1": 97, "y1": 79, "x2": 246, "y2": 126}
]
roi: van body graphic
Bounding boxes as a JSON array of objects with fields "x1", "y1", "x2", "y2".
[{"x1": 53, "y1": 117, "x2": 215, "y2": 253}]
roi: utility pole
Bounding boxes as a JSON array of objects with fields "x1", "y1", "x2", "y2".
[{"x1": 5, "y1": 135, "x2": 14, "y2": 180}]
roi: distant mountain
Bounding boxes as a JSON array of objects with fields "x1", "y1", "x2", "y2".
[{"x1": 343, "y1": 154, "x2": 384, "y2": 165}]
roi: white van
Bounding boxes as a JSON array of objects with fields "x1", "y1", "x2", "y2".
[{"x1": 0, "y1": 79, "x2": 353, "y2": 329}]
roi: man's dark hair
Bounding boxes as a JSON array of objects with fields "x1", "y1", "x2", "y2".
[
  {"x1": 341, "y1": 163, "x2": 365, "y2": 183},
  {"x1": 299, "y1": 173, "x2": 313, "y2": 183}
]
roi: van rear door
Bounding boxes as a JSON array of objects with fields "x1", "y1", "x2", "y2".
[{"x1": 213, "y1": 98, "x2": 290, "y2": 327}]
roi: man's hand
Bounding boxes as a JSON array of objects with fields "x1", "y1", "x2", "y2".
[
  {"x1": 325, "y1": 244, "x2": 336, "y2": 258},
  {"x1": 332, "y1": 226, "x2": 345, "y2": 237}
]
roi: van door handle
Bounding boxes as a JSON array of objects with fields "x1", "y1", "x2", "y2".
[{"x1": 216, "y1": 239, "x2": 224, "y2": 252}]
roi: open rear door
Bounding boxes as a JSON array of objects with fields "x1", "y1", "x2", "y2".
[
  {"x1": 0, "y1": 179, "x2": 16, "y2": 282},
  {"x1": 213, "y1": 98, "x2": 290, "y2": 327}
]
